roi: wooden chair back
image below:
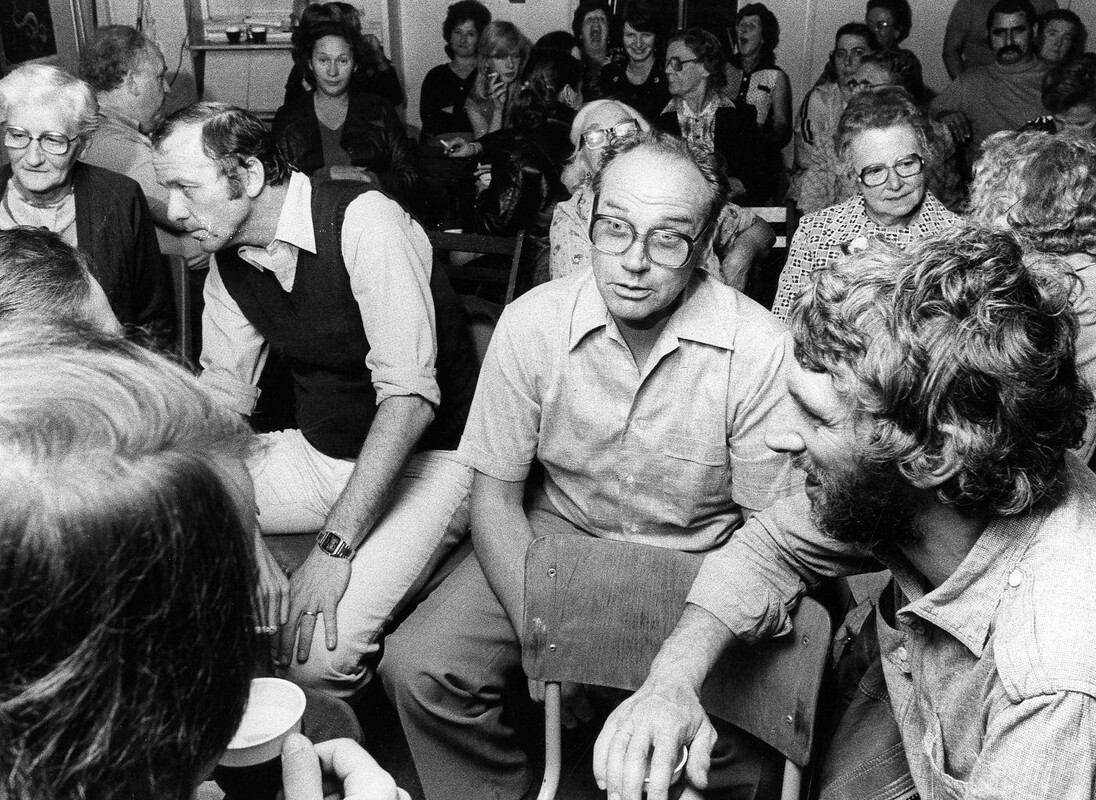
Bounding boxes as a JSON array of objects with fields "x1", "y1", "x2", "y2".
[
  {"x1": 427, "y1": 229, "x2": 528, "y2": 305},
  {"x1": 743, "y1": 202, "x2": 800, "y2": 311},
  {"x1": 164, "y1": 254, "x2": 192, "y2": 363},
  {"x1": 523, "y1": 534, "x2": 830, "y2": 800}
]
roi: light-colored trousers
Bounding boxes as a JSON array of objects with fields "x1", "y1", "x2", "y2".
[{"x1": 251, "y1": 428, "x2": 472, "y2": 698}]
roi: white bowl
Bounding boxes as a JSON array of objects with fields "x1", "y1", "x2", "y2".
[{"x1": 219, "y1": 677, "x2": 306, "y2": 768}]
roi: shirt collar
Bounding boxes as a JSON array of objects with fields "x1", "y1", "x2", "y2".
[
  {"x1": 235, "y1": 171, "x2": 316, "y2": 292},
  {"x1": 888, "y1": 506, "x2": 1044, "y2": 658},
  {"x1": 270, "y1": 170, "x2": 316, "y2": 253},
  {"x1": 568, "y1": 268, "x2": 736, "y2": 352}
]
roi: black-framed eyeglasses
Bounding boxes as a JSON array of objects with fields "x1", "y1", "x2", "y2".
[
  {"x1": 3, "y1": 126, "x2": 82, "y2": 156},
  {"x1": 589, "y1": 196, "x2": 706, "y2": 268},
  {"x1": 857, "y1": 153, "x2": 924, "y2": 187},
  {"x1": 665, "y1": 56, "x2": 701, "y2": 72},
  {"x1": 581, "y1": 119, "x2": 640, "y2": 149},
  {"x1": 868, "y1": 19, "x2": 895, "y2": 30}
]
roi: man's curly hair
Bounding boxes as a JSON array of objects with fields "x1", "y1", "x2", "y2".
[{"x1": 790, "y1": 225, "x2": 1090, "y2": 517}]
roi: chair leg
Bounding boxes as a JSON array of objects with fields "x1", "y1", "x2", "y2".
[
  {"x1": 537, "y1": 682, "x2": 562, "y2": 800},
  {"x1": 780, "y1": 759, "x2": 802, "y2": 800}
]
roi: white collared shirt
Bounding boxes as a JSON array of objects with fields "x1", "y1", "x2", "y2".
[{"x1": 199, "y1": 171, "x2": 439, "y2": 415}]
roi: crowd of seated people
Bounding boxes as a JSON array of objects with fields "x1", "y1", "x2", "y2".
[{"x1": 3, "y1": 1, "x2": 1096, "y2": 799}]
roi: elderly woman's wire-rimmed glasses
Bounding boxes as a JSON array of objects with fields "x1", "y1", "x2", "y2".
[
  {"x1": 3, "y1": 126, "x2": 82, "y2": 156},
  {"x1": 588, "y1": 194, "x2": 708, "y2": 269},
  {"x1": 857, "y1": 153, "x2": 924, "y2": 187},
  {"x1": 581, "y1": 119, "x2": 640, "y2": 149}
]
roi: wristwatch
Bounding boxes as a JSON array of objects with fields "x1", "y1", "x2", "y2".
[{"x1": 316, "y1": 529, "x2": 355, "y2": 559}]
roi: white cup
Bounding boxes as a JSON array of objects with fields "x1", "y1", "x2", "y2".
[{"x1": 219, "y1": 677, "x2": 306, "y2": 768}]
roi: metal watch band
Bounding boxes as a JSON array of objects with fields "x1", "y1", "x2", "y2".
[{"x1": 316, "y1": 529, "x2": 354, "y2": 559}]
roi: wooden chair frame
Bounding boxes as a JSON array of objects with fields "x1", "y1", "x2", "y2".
[
  {"x1": 426, "y1": 230, "x2": 527, "y2": 305},
  {"x1": 523, "y1": 535, "x2": 831, "y2": 800}
]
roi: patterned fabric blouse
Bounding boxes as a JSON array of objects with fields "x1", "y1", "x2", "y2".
[
  {"x1": 665, "y1": 91, "x2": 736, "y2": 157},
  {"x1": 771, "y1": 192, "x2": 959, "y2": 322}
]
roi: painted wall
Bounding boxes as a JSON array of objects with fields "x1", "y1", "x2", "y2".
[{"x1": 96, "y1": 0, "x2": 1096, "y2": 128}]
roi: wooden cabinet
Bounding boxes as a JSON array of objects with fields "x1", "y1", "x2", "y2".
[{"x1": 188, "y1": 43, "x2": 293, "y2": 118}]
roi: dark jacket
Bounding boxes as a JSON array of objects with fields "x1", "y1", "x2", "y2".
[
  {"x1": 474, "y1": 118, "x2": 571, "y2": 240},
  {"x1": 600, "y1": 59, "x2": 670, "y2": 125},
  {"x1": 271, "y1": 91, "x2": 417, "y2": 203},
  {"x1": 0, "y1": 162, "x2": 172, "y2": 348},
  {"x1": 657, "y1": 101, "x2": 765, "y2": 204}
]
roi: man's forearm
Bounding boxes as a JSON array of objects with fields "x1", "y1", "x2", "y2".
[
  {"x1": 323, "y1": 395, "x2": 434, "y2": 547},
  {"x1": 646, "y1": 604, "x2": 737, "y2": 695},
  {"x1": 469, "y1": 472, "x2": 534, "y2": 632}
]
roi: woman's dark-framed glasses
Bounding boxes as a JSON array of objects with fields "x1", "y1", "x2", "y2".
[
  {"x1": 857, "y1": 153, "x2": 924, "y2": 187},
  {"x1": 589, "y1": 201, "x2": 703, "y2": 269},
  {"x1": 3, "y1": 126, "x2": 81, "y2": 156},
  {"x1": 581, "y1": 119, "x2": 640, "y2": 149},
  {"x1": 665, "y1": 56, "x2": 701, "y2": 72}
]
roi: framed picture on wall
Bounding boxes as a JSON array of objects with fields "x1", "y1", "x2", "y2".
[{"x1": 0, "y1": 0, "x2": 94, "y2": 74}]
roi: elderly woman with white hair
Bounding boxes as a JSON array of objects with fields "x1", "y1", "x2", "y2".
[
  {"x1": 0, "y1": 64, "x2": 172, "y2": 348},
  {"x1": 549, "y1": 98, "x2": 775, "y2": 287}
]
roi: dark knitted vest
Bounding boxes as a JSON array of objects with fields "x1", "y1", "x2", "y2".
[{"x1": 218, "y1": 180, "x2": 478, "y2": 459}]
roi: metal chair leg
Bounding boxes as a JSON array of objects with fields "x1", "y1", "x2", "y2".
[
  {"x1": 781, "y1": 759, "x2": 802, "y2": 800},
  {"x1": 537, "y1": 682, "x2": 562, "y2": 800}
]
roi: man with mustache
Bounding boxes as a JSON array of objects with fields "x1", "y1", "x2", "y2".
[
  {"x1": 596, "y1": 226, "x2": 1096, "y2": 800},
  {"x1": 932, "y1": 0, "x2": 1048, "y2": 152}
]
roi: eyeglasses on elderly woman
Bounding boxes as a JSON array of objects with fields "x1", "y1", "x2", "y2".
[
  {"x1": 857, "y1": 153, "x2": 924, "y2": 187},
  {"x1": 581, "y1": 119, "x2": 640, "y2": 149},
  {"x1": 665, "y1": 56, "x2": 701, "y2": 72},
  {"x1": 3, "y1": 126, "x2": 82, "y2": 156}
]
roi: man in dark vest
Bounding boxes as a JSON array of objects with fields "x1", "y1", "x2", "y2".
[{"x1": 151, "y1": 102, "x2": 479, "y2": 699}]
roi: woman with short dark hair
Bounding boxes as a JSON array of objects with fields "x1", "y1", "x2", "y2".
[
  {"x1": 599, "y1": 2, "x2": 671, "y2": 123},
  {"x1": 419, "y1": 0, "x2": 492, "y2": 139},
  {"x1": 657, "y1": 27, "x2": 764, "y2": 203}
]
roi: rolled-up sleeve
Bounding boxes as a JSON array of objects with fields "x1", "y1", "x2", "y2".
[
  {"x1": 198, "y1": 255, "x2": 267, "y2": 415},
  {"x1": 341, "y1": 192, "x2": 440, "y2": 406},
  {"x1": 687, "y1": 491, "x2": 876, "y2": 641}
]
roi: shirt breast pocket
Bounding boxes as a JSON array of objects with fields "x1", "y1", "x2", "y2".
[{"x1": 660, "y1": 431, "x2": 729, "y2": 502}]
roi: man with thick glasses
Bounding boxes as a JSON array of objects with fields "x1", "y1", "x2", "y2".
[{"x1": 382, "y1": 131, "x2": 801, "y2": 800}]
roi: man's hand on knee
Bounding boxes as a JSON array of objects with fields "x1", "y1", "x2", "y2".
[
  {"x1": 592, "y1": 677, "x2": 716, "y2": 800},
  {"x1": 277, "y1": 551, "x2": 352, "y2": 666}
]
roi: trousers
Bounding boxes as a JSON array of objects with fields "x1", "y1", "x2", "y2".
[
  {"x1": 252, "y1": 429, "x2": 472, "y2": 698},
  {"x1": 379, "y1": 505, "x2": 778, "y2": 800}
]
